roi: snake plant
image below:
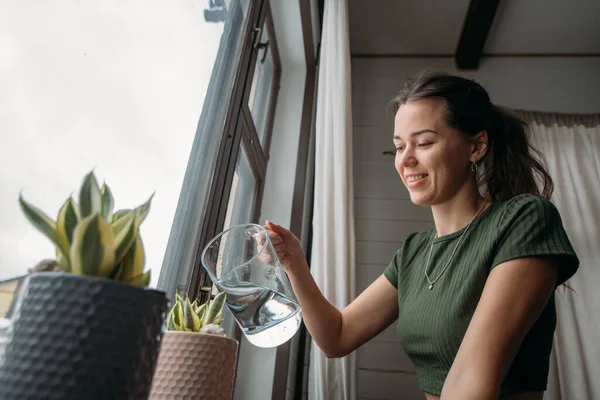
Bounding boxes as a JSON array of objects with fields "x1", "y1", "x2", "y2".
[
  {"x1": 166, "y1": 292, "x2": 227, "y2": 332},
  {"x1": 18, "y1": 170, "x2": 153, "y2": 287}
]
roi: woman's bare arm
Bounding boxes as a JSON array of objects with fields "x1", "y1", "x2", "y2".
[
  {"x1": 288, "y1": 264, "x2": 398, "y2": 357},
  {"x1": 264, "y1": 221, "x2": 398, "y2": 358},
  {"x1": 441, "y1": 256, "x2": 558, "y2": 399}
]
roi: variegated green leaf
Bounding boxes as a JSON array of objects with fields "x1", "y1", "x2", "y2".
[
  {"x1": 119, "y1": 235, "x2": 144, "y2": 283},
  {"x1": 128, "y1": 270, "x2": 150, "y2": 288},
  {"x1": 56, "y1": 197, "x2": 78, "y2": 254},
  {"x1": 79, "y1": 171, "x2": 102, "y2": 219},
  {"x1": 19, "y1": 194, "x2": 68, "y2": 257},
  {"x1": 112, "y1": 209, "x2": 132, "y2": 223},
  {"x1": 111, "y1": 209, "x2": 135, "y2": 235},
  {"x1": 183, "y1": 297, "x2": 201, "y2": 332},
  {"x1": 166, "y1": 309, "x2": 177, "y2": 331},
  {"x1": 131, "y1": 235, "x2": 145, "y2": 278},
  {"x1": 108, "y1": 261, "x2": 122, "y2": 280},
  {"x1": 70, "y1": 213, "x2": 115, "y2": 277},
  {"x1": 177, "y1": 301, "x2": 188, "y2": 331},
  {"x1": 172, "y1": 302, "x2": 182, "y2": 327},
  {"x1": 195, "y1": 303, "x2": 207, "y2": 324},
  {"x1": 114, "y1": 215, "x2": 136, "y2": 266},
  {"x1": 204, "y1": 291, "x2": 226, "y2": 326},
  {"x1": 55, "y1": 249, "x2": 70, "y2": 272},
  {"x1": 100, "y1": 183, "x2": 114, "y2": 221},
  {"x1": 134, "y1": 192, "x2": 154, "y2": 226}
]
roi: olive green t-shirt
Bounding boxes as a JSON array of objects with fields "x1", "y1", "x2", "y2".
[{"x1": 383, "y1": 194, "x2": 579, "y2": 396}]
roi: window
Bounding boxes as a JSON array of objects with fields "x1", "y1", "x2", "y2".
[
  {"x1": 0, "y1": 1, "x2": 236, "y2": 285},
  {"x1": 0, "y1": 0, "x2": 280, "y2": 305}
]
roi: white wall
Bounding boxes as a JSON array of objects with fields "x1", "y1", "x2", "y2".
[{"x1": 351, "y1": 56, "x2": 600, "y2": 400}]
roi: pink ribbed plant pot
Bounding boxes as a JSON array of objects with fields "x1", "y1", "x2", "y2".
[{"x1": 149, "y1": 331, "x2": 239, "y2": 400}]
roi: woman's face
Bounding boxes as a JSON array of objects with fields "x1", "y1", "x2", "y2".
[{"x1": 393, "y1": 99, "x2": 475, "y2": 206}]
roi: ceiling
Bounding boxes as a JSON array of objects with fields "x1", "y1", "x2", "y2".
[{"x1": 348, "y1": 0, "x2": 600, "y2": 57}]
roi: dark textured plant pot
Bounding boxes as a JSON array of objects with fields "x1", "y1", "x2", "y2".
[
  {"x1": 149, "y1": 331, "x2": 239, "y2": 400},
  {"x1": 0, "y1": 272, "x2": 168, "y2": 400}
]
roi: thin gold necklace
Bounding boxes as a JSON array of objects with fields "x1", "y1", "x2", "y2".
[{"x1": 424, "y1": 200, "x2": 488, "y2": 290}]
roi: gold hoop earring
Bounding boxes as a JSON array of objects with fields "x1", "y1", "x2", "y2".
[{"x1": 471, "y1": 161, "x2": 478, "y2": 172}]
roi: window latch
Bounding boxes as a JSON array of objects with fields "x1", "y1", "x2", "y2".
[{"x1": 253, "y1": 26, "x2": 270, "y2": 63}]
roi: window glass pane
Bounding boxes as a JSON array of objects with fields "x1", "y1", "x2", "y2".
[
  {"x1": 223, "y1": 144, "x2": 258, "y2": 230},
  {"x1": 216, "y1": 143, "x2": 257, "y2": 333},
  {"x1": 247, "y1": 20, "x2": 275, "y2": 148},
  {"x1": 212, "y1": 144, "x2": 257, "y2": 291},
  {"x1": 0, "y1": 0, "x2": 249, "y2": 288}
]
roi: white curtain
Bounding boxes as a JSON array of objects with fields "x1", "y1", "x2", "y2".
[
  {"x1": 308, "y1": 0, "x2": 356, "y2": 399},
  {"x1": 516, "y1": 111, "x2": 600, "y2": 400}
]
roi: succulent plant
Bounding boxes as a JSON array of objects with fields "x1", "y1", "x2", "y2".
[
  {"x1": 18, "y1": 170, "x2": 153, "y2": 287},
  {"x1": 166, "y1": 292, "x2": 227, "y2": 334}
]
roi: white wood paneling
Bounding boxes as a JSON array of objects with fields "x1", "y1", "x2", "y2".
[
  {"x1": 353, "y1": 126, "x2": 395, "y2": 162},
  {"x1": 355, "y1": 219, "x2": 434, "y2": 243},
  {"x1": 356, "y1": 241, "x2": 402, "y2": 265},
  {"x1": 355, "y1": 199, "x2": 432, "y2": 222},
  {"x1": 352, "y1": 58, "x2": 600, "y2": 128},
  {"x1": 354, "y1": 179, "x2": 410, "y2": 200},
  {"x1": 354, "y1": 161, "x2": 399, "y2": 182}
]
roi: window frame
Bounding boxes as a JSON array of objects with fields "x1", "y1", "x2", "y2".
[{"x1": 188, "y1": 0, "x2": 282, "y2": 306}]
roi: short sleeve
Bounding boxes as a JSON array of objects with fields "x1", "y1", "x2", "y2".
[
  {"x1": 491, "y1": 194, "x2": 579, "y2": 286},
  {"x1": 383, "y1": 249, "x2": 401, "y2": 289}
]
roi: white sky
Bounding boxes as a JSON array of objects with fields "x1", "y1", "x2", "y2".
[{"x1": 0, "y1": 0, "x2": 223, "y2": 287}]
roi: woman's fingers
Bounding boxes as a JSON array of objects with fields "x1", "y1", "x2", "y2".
[
  {"x1": 268, "y1": 231, "x2": 283, "y2": 244},
  {"x1": 262, "y1": 225, "x2": 286, "y2": 263},
  {"x1": 273, "y1": 243, "x2": 285, "y2": 253}
]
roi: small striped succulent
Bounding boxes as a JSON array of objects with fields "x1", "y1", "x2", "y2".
[
  {"x1": 18, "y1": 170, "x2": 153, "y2": 287},
  {"x1": 166, "y1": 292, "x2": 227, "y2": 333}
]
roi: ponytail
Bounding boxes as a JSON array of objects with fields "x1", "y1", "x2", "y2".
[{"x1": 482, "y1": 106, "x2": 554, "y2": 201}]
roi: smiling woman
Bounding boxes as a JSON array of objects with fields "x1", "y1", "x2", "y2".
[{"x1": 262, "y1": 70, "x2": 580, "y2": 400}]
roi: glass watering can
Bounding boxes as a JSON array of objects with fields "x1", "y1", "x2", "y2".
[{"x1": 201, "y1": 223, "x2": 302, "y2": 348}]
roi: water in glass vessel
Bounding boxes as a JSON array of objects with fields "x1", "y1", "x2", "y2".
[{"x1": 202, "y1": 224, "x2": 302, "y2": 348}]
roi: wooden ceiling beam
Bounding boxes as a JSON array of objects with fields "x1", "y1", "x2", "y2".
[{"x1": 455, "y1": 0, "x2": 501, "y2": 70}]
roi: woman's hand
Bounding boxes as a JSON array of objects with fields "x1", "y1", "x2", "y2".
[{"x1": 260, "y1": 221, "x2": 306, "y2": 272}]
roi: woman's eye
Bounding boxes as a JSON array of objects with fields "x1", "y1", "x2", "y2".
[
  {"x1": 395, "y1": 146, "x2": 404, "y2": 153},
  {"x1": 418, "y1": 142, "x2": 432, "y2": 148}
]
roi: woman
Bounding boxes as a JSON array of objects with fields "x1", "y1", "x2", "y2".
[{"x1": 264, "y1": 72, "x2": 579, "y2": 400}]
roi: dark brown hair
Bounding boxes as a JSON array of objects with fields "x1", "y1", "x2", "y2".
[{"x1": 391, "y1": 71, "x2": 553, "y2": 202}]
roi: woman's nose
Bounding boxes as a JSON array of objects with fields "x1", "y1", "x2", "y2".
[{"x1": 399, "y1": 149, "x2": 417, "y2": 167}]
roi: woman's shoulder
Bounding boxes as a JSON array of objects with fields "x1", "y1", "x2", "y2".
[
  {"x1": 497, "y1": 193, "x2": 561, "y2": 223},
  {"x1": 501, "y1": 193, "x2": 555, "y2": 207}
]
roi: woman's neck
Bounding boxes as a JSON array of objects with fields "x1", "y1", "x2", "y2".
[{"x1": 431, "y1": 186, "x2": 487, "y2": 237}]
